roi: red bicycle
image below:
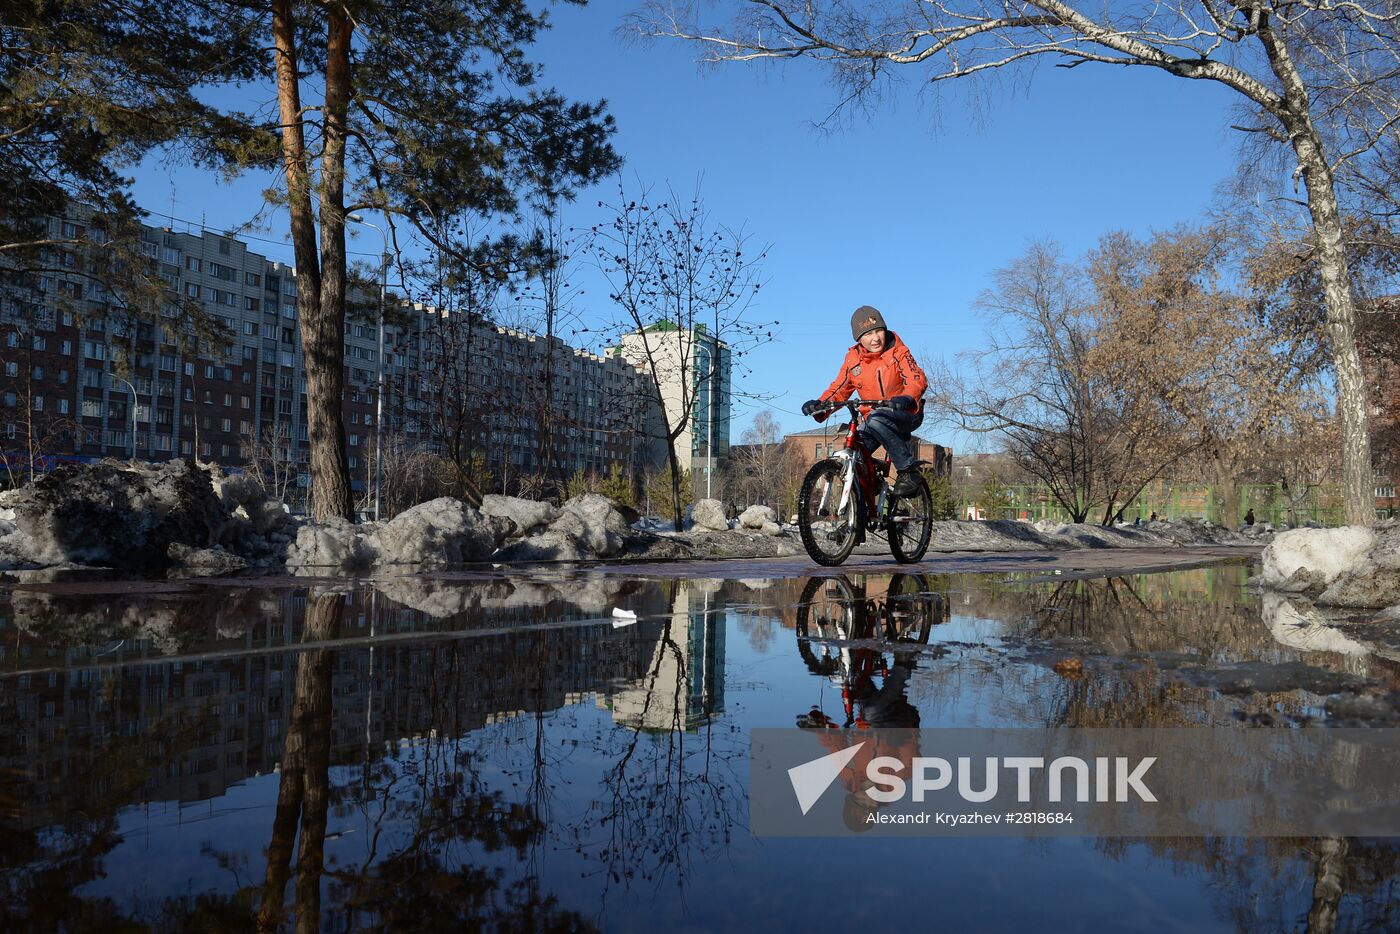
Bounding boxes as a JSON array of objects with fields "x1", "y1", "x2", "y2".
[{"x1": 796, "y1": 399, "x2": 934, "y2": 566}]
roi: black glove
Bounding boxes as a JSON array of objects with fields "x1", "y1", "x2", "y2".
[
  {"x1": 890, "y1": 395, "x2": 916, "y2": 412},
  {"x1": 801, "y1": 399, "x2": 823, "y2": 417}
]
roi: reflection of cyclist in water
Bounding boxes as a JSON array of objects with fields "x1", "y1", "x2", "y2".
[
  {"x1": 795, "y1": 574, "x2": 940, "y2": 830},
  {"x1": 795, "y1": 574, "x2": 941, "y2": 726}
]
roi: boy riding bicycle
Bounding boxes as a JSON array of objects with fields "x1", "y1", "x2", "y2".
[{"x1": 802, "y1": 305, "x2": 928, "y2": 497}]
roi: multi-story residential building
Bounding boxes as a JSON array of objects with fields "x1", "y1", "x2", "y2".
[
  {"x1": 615, "y1": 322, "x2": 731, "y2": 493},
  {"x1": 0, "y1": 208, "x2": 678, "y2": 499}
]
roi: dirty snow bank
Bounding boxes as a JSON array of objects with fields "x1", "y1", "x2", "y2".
[
  {"x1": 920, "y1": 517, "x2": 1265, "y2": 553},
  {"x1": 1260, "y1": 515, "x2": 1400, "y2": 610},
  {"x1": 1257, "y1": 519, "x2": 1400, "y2": 610},
  {"x1": 0, "y1": 463, "x2": 664, "y2": 574}
]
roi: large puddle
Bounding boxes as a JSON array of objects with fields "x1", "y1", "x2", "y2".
[{"x1": 2, "y1": 561, "x2": 1398, "y2": 931}]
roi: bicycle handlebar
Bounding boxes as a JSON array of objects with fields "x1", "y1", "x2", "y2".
[{"x1": 808, "y1": 398, "x2": 899, "y2": 415}]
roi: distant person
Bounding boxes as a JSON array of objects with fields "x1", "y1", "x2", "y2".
[
  {"x1": 1244, "y1": 508, "x2": 1255, "y2": 527},
  {"x1": 1149, "y1": 511, "x2": 1158, "y2": 522},
  {"x1": 802, "y1": 305, "x2": 929, "y2": 497}
]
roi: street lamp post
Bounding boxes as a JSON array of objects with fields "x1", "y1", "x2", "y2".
[
  {"x1": 348, "y1": 215, "x2": 388, "y2": 520},
  {"x1": 114, "y1": 375, "x2": 138, "y2": 461}
]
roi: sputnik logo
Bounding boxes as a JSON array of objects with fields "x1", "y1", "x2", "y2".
[{"x1": 787, "y1": 742, "x2": 865, "y2": 815}]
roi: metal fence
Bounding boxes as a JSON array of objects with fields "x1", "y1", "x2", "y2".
[{"x1": 967, "y1": 481, "x2": 1357, "y2": 527}]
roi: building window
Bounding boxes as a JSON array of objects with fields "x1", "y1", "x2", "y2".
[
  {"x1": 57, "y1": 398, "x2": 69, "y2": 415},
  {"x1": 3, "y1": 362, "x2": 16, "y2": 377},
  {"x1": 349, "y1": 433, "x2": 359, "y2": 446},
  {"x1": 31, "y1": 335, "x2": 45, "y2": 351},
  {"x1": 81, "y1": 399, "x2": 101, "y2": 418}
]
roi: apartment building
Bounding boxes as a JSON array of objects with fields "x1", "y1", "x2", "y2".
[
  {"x1": 615, "y1": 321, "x2": 732, "y2": 487},
  {"x1": 0, "y1": 208, "x2": 681, "y2": 496}
]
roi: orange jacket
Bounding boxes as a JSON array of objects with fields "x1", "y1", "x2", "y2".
[{"x1": 818, "y1": 330, "x2": 928, "y2": 418}]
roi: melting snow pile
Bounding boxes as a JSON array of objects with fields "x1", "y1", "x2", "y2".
[{"x1": 1258, "y1": 520, "x2": 1400, "y2": 610}]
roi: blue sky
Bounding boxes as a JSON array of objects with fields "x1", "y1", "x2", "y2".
[{"x1": 129, "y1": 0, "x2": 1245, "y2": 450}]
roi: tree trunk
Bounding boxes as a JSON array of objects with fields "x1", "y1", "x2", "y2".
[
  {"x1": 304, "y1": 9, "x2": 355, "y2": 521},
  {"x1": 1305, "y1": 836, "x2": 1348, "y2": 934},
  {"x1": 666, "y1": 441, "x2": 683, "y2": 531},
  {"x1": 1217, "y1": 474, "x2": 1239, "y2": 528},
  {"x1": 1259, "y1": 20, "x2": 1374, "y2": 527},
  {"x1": 272, "y1": 0, "x2": 347, "y2": 520}
]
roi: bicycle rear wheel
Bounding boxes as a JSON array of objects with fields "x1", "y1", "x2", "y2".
[
  {"x1": 798, "y1": 458, "x2": 862, "y2": 566},
  {"x1": 884, "y1": 573, "x2": 935, "y2": 644},
  {"x1": 888, "y1": 474, "x2": 933, "y2": 563}
]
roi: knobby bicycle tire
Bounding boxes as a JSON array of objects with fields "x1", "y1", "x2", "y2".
[
  {"x1": 798, "y1": 458, "x2": 862, "y2": 566},
  {"x1": 888, "y1": 474, "x2": 933, "y2": 563}
]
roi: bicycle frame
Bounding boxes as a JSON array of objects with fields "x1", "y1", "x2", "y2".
[{"x1": 821, "y1": 405, "x2": 891, "y2": 526}]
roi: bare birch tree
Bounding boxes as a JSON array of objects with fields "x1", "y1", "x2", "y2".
[
  {"x1": 729, "y1": 409, "x2": 798, "y2": 509},
  {"x1": 586, "y1": 181, "x2": 772, "y2": 529},
  {"x1": 641, "y1": 0, "x2": 1398, "y2": 525},
  {"x1": 240, "y1": 422, "x2": 299, "y2": 504}
]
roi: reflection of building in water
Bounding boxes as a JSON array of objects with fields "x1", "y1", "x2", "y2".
[
  {"x1": 0, "y1": 585, "x2": 672, "y2": 830},
  {"x1": 606, "y1": 582, "x2": 726, "y2": 731}
]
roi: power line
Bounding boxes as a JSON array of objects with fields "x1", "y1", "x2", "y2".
[{"x1": 155, "y1": 211, "x2": 386, "y2": 259}]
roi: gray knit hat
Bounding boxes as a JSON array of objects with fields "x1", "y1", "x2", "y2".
[{"x1": 850, "y1": 305, "x2": 887, "y2": 342}]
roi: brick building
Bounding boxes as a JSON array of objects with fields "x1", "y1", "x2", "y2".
[{"x1": 780, "y1": 424, "x2": 952, "y2": 475}]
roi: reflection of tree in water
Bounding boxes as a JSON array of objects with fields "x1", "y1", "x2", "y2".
[
  {"x1": 1090, "y1": 835, "x2": 1400, "y2": 933},
  {"x1": 257, "y1": 590, "x2": 338, "y2": 931},
  {"x1": 1021, "y1": 573, "x2": 1399, "y2": 934},
  {"x1": 1017, "y1": 569, "x2": 1269, "y2": 656},
  {"x1": 568, "y1": 582, "x2": 745, "y2": 903},
  {"x1": 247, "y1": 591, "x2": 596, "y2": 932}
]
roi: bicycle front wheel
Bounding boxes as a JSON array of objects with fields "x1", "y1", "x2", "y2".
[
  {"x1": 888, "y1": 475, "x2": 933, "y2": 563},
  {"x1": 798, "y1": 458, "x2": 862, "y2": 566}
]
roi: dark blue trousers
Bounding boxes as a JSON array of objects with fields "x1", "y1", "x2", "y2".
[{"x1": 860, "y1": 407, "x2": 923, "y2": 470}]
